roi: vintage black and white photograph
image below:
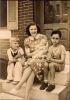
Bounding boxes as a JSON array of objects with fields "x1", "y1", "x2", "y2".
[{"x1": 0, "y1": 0, "x2": 70, "y2": 100}]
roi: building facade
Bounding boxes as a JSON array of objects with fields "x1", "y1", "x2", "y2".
[{"x1": 0, "y1": 0, "x2": 70, "y2": 78}]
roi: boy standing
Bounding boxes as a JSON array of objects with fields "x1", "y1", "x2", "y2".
[
  {"x1": 40, "y1": 30, "x2": 66, "y2": 91},
  {"x1": 6, "y1": 37, "x2": 24, "y2": 84}
]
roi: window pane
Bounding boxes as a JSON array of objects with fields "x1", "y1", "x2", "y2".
[
  {"x1": 44, "y1": 1, "x2": 68, "y2": 24},
  {"x1": 44, "y1": 1, "x2": 56, "y2": 24},
  {"x1": 0, "y1": 0, "x2": 7, "y2": 27}
]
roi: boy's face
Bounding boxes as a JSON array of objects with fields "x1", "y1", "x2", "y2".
[
  {"x1": 11, "y1": 41, "x2": 19, "y2": 50},
  {"x1": 29, "y1": 25, "x2": 37, "y2": 37},
  {"x1": 51, "y1": 34, "x2": 60, "y2": 46}
]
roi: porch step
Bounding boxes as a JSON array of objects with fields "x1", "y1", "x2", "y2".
[
  {"x1": 1, "y1": 81, "x2": 68, "y2": 100},
  {"x1": 0, "y1": 93, "x2": 23, "y2": 100},
  {"x1": 54, "y1": 64, "x2": 70, "y2": 85},
  {"x1": 54, "y1": 51, "x2": 70, "y2": 86}
]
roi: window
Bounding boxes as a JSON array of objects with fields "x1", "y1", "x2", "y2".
[
  {"x1": 0, "y1": 0, "x2": 7, "y2": 27},
  {"x1": 44, "y1": 1, "x2": 68, "y2": 24},
  {"x1": 0, "y1": 0, "x2": 18, "y2": 30}
]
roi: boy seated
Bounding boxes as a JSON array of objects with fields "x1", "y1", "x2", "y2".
[
  {"x1": 40, "y1": 30, "x2": 66, "y2": 91},
  {"x1": 6, "y1": 37, "x2": 25, "y2": 84}
]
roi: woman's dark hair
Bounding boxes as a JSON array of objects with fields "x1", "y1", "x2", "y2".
[
  {"x1": 26, "y1": 23, "x2": 40, "y2": 36},
  {"x1": 51, "y1": 30, "x2": 62, "y2": 38}
]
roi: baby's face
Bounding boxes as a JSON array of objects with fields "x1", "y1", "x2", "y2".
[
  {"x1": 51, "y1": 34, "x2": 60, "y2": 46},
  {"x1": 11, "y1": 41, "x2": 19, "y2": 50},
  {"x1": 29, "y1": 25, "x2": 37, "y2": 37}
]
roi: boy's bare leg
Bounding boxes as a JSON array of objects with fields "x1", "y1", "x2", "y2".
[
  {"x1": 40, "y1": 62, "x2": 49, "y2": 90},
  {"x1": 25, "y1": 71, "x2": 35, "y2": 100},
  {"x1": 46, "y1": 62, "x2": 56, "y2": 92},
  {"x1": 49, "y1": 62, "x2": 55, "y2": 84},
  {"x1": 44, "y1": 62, "x2": 49, "y2": 82}
]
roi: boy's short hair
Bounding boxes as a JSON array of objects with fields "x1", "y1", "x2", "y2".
[
  {"x1": 51, "y1": 30, "x2": 62, "y2": 38},
  {"x1": 10, "y1": 37, "x2": 19, "y2": 43}
]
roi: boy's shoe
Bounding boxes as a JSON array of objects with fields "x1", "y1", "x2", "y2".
[
  {"x1": 12, "y1": 81, "x2": 19, "y2": 85},
  {"x1": 40, "y1": 82, "x2": 48, "y2": 90},
  {"x1": 46, "y1": 84, "x2": 55, "y2": 92}
]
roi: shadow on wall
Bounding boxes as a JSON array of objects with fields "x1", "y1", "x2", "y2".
[{"x1": 0, "y1": 58, "x2": 8, "y2": 79}]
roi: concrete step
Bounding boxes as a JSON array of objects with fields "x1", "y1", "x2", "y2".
[
  {"x1": 54, "y1": 64, "x2": 70, "y2": 85},
  {"x1": 0, "y1": 93, "x2": 23, "y2": 100},
  {"x1": 1, "y1": 81, "x2": 68, "y2": 100},
  {"x1": 54, "y1": 51, "x2": 70, "y2": 86}
]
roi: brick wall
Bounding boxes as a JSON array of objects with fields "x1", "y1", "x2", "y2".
[{"x1": 0, "y1": 0, "x2": 34, "y2": 59}]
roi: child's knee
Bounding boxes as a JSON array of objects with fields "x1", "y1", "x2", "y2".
[
  {"x1": 49, "y1": 63, "x2": 55, "y2": 69},
  {"x1": 44, "y1": 62, "x2": 48, "y2": 69}
]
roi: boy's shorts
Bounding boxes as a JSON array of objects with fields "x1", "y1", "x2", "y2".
[{"x1": 49, "y1": 62, "x2": 65, "y2": 72}]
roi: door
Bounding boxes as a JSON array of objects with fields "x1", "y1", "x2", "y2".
[{"x1": 34, "y1": 1, "x2": 70, "y2": 50}]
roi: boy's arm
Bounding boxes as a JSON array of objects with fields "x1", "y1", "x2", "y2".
[
  {"x1": 14, "y1": 48, "x2": 24, "y2": 59},
  {"x1": 51, "y1": 46, "x2": 66, "y2": 64}
]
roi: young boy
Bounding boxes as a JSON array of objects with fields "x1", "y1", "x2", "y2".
[
  {"x1": 6, "y1": 37, "x2": 24, "y2": 84},
  {"x1": 40, "y1": 30, "x2": 66, "y2": 91}
]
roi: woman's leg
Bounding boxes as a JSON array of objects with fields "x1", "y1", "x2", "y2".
[
  {"x1": 15, "y1": 67, "x2": 32, "y2": 90},
  {"x1": 25, "y1": 71, "x2": 35, "y2": 100}
]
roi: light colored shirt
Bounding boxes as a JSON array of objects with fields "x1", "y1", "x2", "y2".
[
  {"x1": 47, "y1": 44, "x2": 66, "y2": 64},
  {"x1": 7, "y1": 47, "x2": 24, "y2": 61}
]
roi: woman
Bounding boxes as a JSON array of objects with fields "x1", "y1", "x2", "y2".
[{"x1": 10, "y1": 23, "x2": 48, "y2": 100}]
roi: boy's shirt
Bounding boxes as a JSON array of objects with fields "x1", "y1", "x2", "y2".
[
  {"x1": 7, "y1": 47, "x2": 24, "y2": 62},
  {"x1": 47, "y1": 44, "x2": 66, "y2": 64}
]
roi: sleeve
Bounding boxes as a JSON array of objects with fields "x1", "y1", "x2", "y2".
[
  {"x1": 19, "y1": 48, "x2": 24, "y2": 55},
  {"x1": 7, "y1": 49, "x2": 14, "y2": 61}
]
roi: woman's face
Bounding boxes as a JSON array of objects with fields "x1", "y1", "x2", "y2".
[{"x1": 29, "y1": 25, "x2": 37, "y2": 37}]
